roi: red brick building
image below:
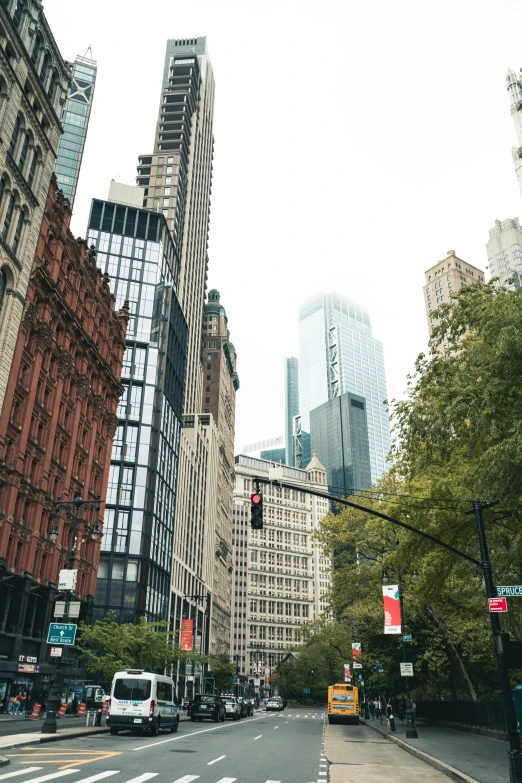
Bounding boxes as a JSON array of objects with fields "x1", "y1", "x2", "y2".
[{"x1": 0, "y1": 176, "x2": 127, "y2": 700}]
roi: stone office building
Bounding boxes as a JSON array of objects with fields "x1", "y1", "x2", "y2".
[
  {"x1": 0, "y1": 0, "x2": 71, "y2": 417},
  {"x1": 0, "y1": 176, "x2": 128, "y2": 701}
]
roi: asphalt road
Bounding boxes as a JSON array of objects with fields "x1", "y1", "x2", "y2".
[{"x1": 1, "y1": 708, "x2": 326, "y2": 783}]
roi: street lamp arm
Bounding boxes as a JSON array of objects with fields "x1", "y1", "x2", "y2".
[{"x1": 254, "y1": 477, "x2": 482, "y2": 568}]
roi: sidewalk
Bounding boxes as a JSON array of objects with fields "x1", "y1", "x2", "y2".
[
  {"x1": 324, "y1": 719, "x2": 453, "y2": 783},
  {"x1": 363, "y1": 717, "x2": 509, "y2": 783}
]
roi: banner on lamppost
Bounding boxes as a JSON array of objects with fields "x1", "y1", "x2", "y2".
[
  {"x1": 180, "y1": 618, "x2": 194, "y2": 651},
  {"x1": 352, "y1": 641, "x2": 363, "y2": 668},
  {"x1": 382, "y1": 585, "x2": 401, "y2": 634},
  {"x1": 344, "y1": 663, "x2": 351, "y2": 682}
]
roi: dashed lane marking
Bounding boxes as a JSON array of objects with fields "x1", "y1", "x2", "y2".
[
  {"x1": 207, "y1": 757, "x2": 226, "y2": 766},
  {"x1": 133, "y1": 713, "x2": 267, "y2": 751},
  {"x1": 171, "y1": 777, "x2": 199, "y2": 783},
  {"x1": 254, "y1": 735, "x2": 262, "y2": 740}
]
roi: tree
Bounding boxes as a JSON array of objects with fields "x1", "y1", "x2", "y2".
[
  {"x1": 76, "y1": 617, "x2": 202, "y2": 685},
  {"x1": 209, "y1": 654, "x2": 236, "y2": 693},
  {"x1": 313, "y1": 281, "x2": 522, "y2": 701}
]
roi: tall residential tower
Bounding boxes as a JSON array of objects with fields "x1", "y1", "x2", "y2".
[{"x1": 54, "y1": 47, "x2": 97, "y2": 208}]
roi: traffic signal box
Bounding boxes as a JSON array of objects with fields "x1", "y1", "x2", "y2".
[{"x1": 250, "y1": 492, "x2": 263, "y2": 530}]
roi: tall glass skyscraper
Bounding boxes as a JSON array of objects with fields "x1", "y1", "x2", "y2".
[
  {"x1": 298, "y1": 292, "x2": 390, "y2": 483},
  {"x1": 54, "y1": 48, "x2": 97, "y2": 208},
  {"x1": 284, "y1": 357, "x2": 299, "y2": 466},
  {"x1": 86, "y1": 193, "x2": 187, "y2": 622}
]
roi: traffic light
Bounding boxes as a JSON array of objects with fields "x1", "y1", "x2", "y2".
[
  {"x1": 309, "y1": 669, "x2": 315, "y2": 676},
  {"x1": 250, "y1": 491, "x2": 263, "y2": 530}
]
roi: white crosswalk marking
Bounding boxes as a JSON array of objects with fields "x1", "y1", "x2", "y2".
[
  {"x1": 74, "y1": 774, "x2": 121, "y2": 783},
  {"x1": 16, "y1": 771, "x2": 79, "y2": 783},
  {"x1": 171, "y1": 777, "x2": 199, "y2": 783},
  {"x1": 266, "y1": 779, "x2": 281, "y2": 782},
  {"x1": 215, "y1": 778, "x2": 236, "y2": 783},
  {"x1": 0, "y1": 771, "x2": 43, "y2": 781},
  {"x1": 124, "y1": 775, "x2": 158, "y2": 783}
]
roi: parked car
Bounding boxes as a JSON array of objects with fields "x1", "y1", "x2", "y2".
[
  {"x1": 180, "y1": 697, "x2": 190, "y2": 710},
  {"x1": 189, "y1": 695, "x2": 225, "y2": 722},
  {"x1": 221, "y1": 696, "x2": 242, "y2": 720},
  {"x1": 107, "y1": 670, "x2": 179, "y2": 736},
  {"x1": 240, "y1": 697, "x2": 254, "y2": 716},
  {"x1": 266, "y1": 697, "x2": 284, "y2": 712}
]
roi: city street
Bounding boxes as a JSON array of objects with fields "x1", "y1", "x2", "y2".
[{"x1": 0, "y1": 709, "x2": 326, "y2": 783}]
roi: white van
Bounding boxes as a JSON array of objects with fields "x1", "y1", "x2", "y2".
[{"x1": 107, "y1": 670, "x2": 179, "y2": 736}]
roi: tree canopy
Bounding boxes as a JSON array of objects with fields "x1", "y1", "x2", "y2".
[
  {"x1": 307, "y1": 281, "x2": 522, "y2": 703},
  {"x1": 76, "y1": 617, "x2": 203, "y2": 685}
]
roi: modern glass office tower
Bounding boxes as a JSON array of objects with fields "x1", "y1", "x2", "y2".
[
  {"x1": 284, "y1": 357, "x2": 299, "y2": 466},
  {"x1": 86, "y1": 190, "x2": 187, "y2": 622},
  {"x1": 54, "y1": 48, "x2": 97, "y2": 208},
  {"x1": 310, "y1": 392, "x2": 372, "y2": 497},
  {"x1": 298, "y1": 292, "x2": 390, "y2": 483}
]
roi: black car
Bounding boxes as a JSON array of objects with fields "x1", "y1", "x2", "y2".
[{"x1": 189, "y1": 695, "x2": 225, "y2": 722}]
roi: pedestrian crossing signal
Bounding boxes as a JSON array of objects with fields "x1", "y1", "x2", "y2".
[{"x1": 250, "y1": 492, "x2": 263, "y2": 530}]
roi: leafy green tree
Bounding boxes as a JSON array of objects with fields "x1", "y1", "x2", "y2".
[
  {"x1": 76, "y1": 617, "x2": 202, "y2": 685},
  {"x1": 313, "y1": 281, "x2": 522, "y2": 702},
  {"x1": 209, "y1": 654, "x2": 236, "y2": 693}
]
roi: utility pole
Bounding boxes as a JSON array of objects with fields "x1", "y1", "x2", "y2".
[
  {"x1": 397, "y1": 568, "x2": 417, "y2": 738},
  {"x1": 467, "y1": 499, "x2": 522, "y2": 783}
]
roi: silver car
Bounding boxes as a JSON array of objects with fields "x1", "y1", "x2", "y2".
[{"x1": 222, "y1": 696, "x2": 242, "y2": 720}]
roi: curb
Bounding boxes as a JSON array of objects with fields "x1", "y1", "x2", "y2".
[{"x1": 361, "y1": 719, "x2": 482, "y2": 783}]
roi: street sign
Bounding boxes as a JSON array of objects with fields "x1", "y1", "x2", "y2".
[
  {"x1": 400, "y1": 662, "x2": 414, "y2": 676},
  {"x1": 302, "y1": 687, "x2": 311, "y2": 694},
  {"x1": 378, "y1": 667, "x2": 384, "y2": 673},
  {"x1": 47, "y1": 623, "x2": 77, "y2": 646},
  {"x1": 374, "y1": 659, "x2": 380, "y2": 664},
  {"x1": 58, "y1": 569, "x2": 78, "y2": 591},
  {"x1": 50, "y1": 647, "x2": 62, "y2": 657},
  {"x1": 489, "y1": 597, "x2": 508, "y2": 613},
  {"x1": 496, "y1": 586, "x2": 522, "y2": 598},
  {"x1": 353, "y1": 663, "x2": 363, "y2": 669},
  {"x1": 403, "y1": 635, "x2": 413, "y2": 642}
]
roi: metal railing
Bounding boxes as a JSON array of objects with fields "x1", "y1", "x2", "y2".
[{"x1": 417, "y1": 700, "x2": 507, "y2": 732}]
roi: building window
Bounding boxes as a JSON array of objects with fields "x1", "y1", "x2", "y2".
[
  {"x1": 8, "y1": 115, "x2": 21, "y2": 156},
  {"x1": 163, "y1": 198, "x2": 169, "y2": 207},
  {"x1": 164, "y1": 188, "x2": 171, "y2": 196},
  {"x1": 0, "y1": 268, "x2": 6, "y2": 311},
  {"x1": 12, "y1": 208, "x2": 24, "y2": 254},
  {"x1": 2, "y1": 194, "x2": 15, "y2": 241}
]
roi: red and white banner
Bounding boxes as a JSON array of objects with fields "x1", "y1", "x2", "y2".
[
  {"x1": 180, "y1": 618, "x2": 194, "y2": 651},
  {"x1": 383, "y1": 585, "x2": 402, "y2": 634},
  {"x1": 344, "y1": 663, "x2": 351, "y2": 682},
  {"x1": 352, "y1": 642, "x2": 361, "y2": 657}
]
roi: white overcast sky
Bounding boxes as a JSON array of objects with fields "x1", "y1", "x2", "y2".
[{"x1": 45, "y1": 0, "x2": 522, "y2": 452}]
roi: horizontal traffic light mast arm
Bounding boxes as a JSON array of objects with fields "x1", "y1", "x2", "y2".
[{"x1": 253, "y1": 477, "x2": 482, "y2": 568}]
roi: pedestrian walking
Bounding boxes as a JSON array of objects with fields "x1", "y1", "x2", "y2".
[
  {"x1": 20, "y1": 691, "x2": 27, "y2": 715},
  {"x1": 412, "y1": 700, "x2": 417, "y2": 721},
  {"x1": 12, "y1": 693, "x2": 20, "y2": 714},
  {"x1": 369, "y1": 699, "x2": 376, "y2": 720}
]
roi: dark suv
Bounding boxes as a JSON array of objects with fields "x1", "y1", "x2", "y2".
[{"x1": 189, "y1": 695, "x2": 225, "y2": 722}]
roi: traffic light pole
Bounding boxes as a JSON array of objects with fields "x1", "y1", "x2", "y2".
[
  {"x1": 466, "y1": 500, "x2": 522, "y2": 783},
  {"x1": 254, "y1": 476, "x2": 521, "y2": 781}
]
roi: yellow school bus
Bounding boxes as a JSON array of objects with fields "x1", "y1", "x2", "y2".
[{"x1": 327, "y1": 684, "x2": 359, "y2": 724}]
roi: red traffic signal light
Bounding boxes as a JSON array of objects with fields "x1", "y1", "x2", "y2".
[{"x1": 250, "y1": 491, "x2": 263, "y2": 530}]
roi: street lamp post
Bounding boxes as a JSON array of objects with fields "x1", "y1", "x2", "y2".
[
  {"x1": 382, "y1": 566, "x2": 418, "y2": 739},
  {"x1": 42, "y1": 496, "x2": 101, "y2": 735}
]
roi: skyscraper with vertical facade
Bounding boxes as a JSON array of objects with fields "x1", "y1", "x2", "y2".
[
  {"x1": 86, "y1": 183, "x2": 187, "y2": 622},
  {"x1": 54, "y1": 47, "x2": 96, "y2": 209},
  {"x1": 284, "y1": 357, "x2": 299, "y2": 467},
  {"x1": 133, "y1": 39, "x2": 226, "y2": 693},
  {"x1": 297, "y1": 292, "x2": 390, "y2": 483}
]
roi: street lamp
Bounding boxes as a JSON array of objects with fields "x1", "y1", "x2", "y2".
[
  {"x1": 382, "y1": 566, "x2": 418, "y2": 739},
  {"x1": 42, "y1": 495, "x2": 102, "y2": 735}
]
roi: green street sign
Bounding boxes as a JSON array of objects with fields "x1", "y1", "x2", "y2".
[
  {"x1": 302, "y1": 688, "x2": 311, "y2": 694},
  {"x1": 47, "y1": 623, "x2": 77, "y2": 646},
  {"x1": 496, "y1": 586, "x2": 522, "y2": 598}
]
